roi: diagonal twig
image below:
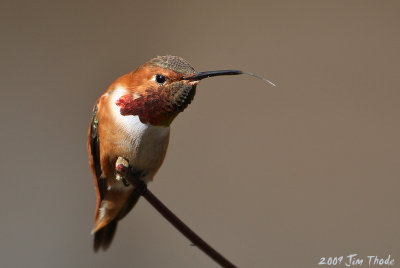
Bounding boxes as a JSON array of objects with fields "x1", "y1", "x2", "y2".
[{"x1": 116, "y1": 157, "x2": 237, "y2": 268}]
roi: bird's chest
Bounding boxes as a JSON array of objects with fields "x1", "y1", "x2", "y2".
[
  {"x1": 111, "y1": 114, "x2": 170, "y2": 173},
  {"x1": 100, "y1": 86, "x2": 170, "y2": 178}
]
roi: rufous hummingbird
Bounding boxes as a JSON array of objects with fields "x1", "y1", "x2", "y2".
[{"x1": 88, "y1": 55, "x2": 274, "y2": 252}]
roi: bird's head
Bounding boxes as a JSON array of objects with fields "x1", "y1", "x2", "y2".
[{"x1": 116, "y1": 55, "x2": 274, "y2": 126}]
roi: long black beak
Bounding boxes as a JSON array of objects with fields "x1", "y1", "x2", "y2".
[
  {"x1": 182, "y1": 70, "x2": 276, "y2": 86},
  {"x1": 182, "y1": 70, "x2": 243, "y2": 80}
]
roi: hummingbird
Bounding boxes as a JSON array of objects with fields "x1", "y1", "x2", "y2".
[{"x1": 88, "y1": 55, "x2": 275, "y2": 252}]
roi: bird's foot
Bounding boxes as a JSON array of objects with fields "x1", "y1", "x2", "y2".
[{"x1": 115, "y1": 157, "x2": 130, "y2": 186}]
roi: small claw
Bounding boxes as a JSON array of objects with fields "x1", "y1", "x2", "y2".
[{"x1": 122, "y1": 178, "x2": 130, "y2": 187}]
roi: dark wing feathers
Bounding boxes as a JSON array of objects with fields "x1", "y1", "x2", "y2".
[
  {"x1": 89, "y1": 105, "x2": 106, "y2": 200},
  {"x1": 89, "y1": 104, "x2": 116, "y2": 252}
]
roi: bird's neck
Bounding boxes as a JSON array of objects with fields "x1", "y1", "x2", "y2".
[{"x1": 106, "y1": 84, "x2": 171, "y2": 134}]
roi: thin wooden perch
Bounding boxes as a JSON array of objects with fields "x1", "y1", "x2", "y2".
[{"x1": 115, "y1": 156, "x2": 237, "y2": 268}]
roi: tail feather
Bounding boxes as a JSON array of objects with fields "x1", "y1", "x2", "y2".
[
  {"x1": 93, "y1": 219, "x2": 118, "y2": 252},
  {"x1": 92, "y1": 191, "x2": 141, "y2": 252}
]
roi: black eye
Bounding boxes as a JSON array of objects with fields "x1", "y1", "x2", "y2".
[{"x1": 155, "y1": 74, "x2": 166, "y2": 84}]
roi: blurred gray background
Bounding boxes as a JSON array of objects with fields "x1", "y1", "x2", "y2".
[{"x1": 1, "y1": 1, "x2": 399, "y2": 267}]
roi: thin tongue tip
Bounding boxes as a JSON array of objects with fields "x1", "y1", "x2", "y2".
[{"x1": 242, "y1": 72, "x2": 276, "y2": 87}]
